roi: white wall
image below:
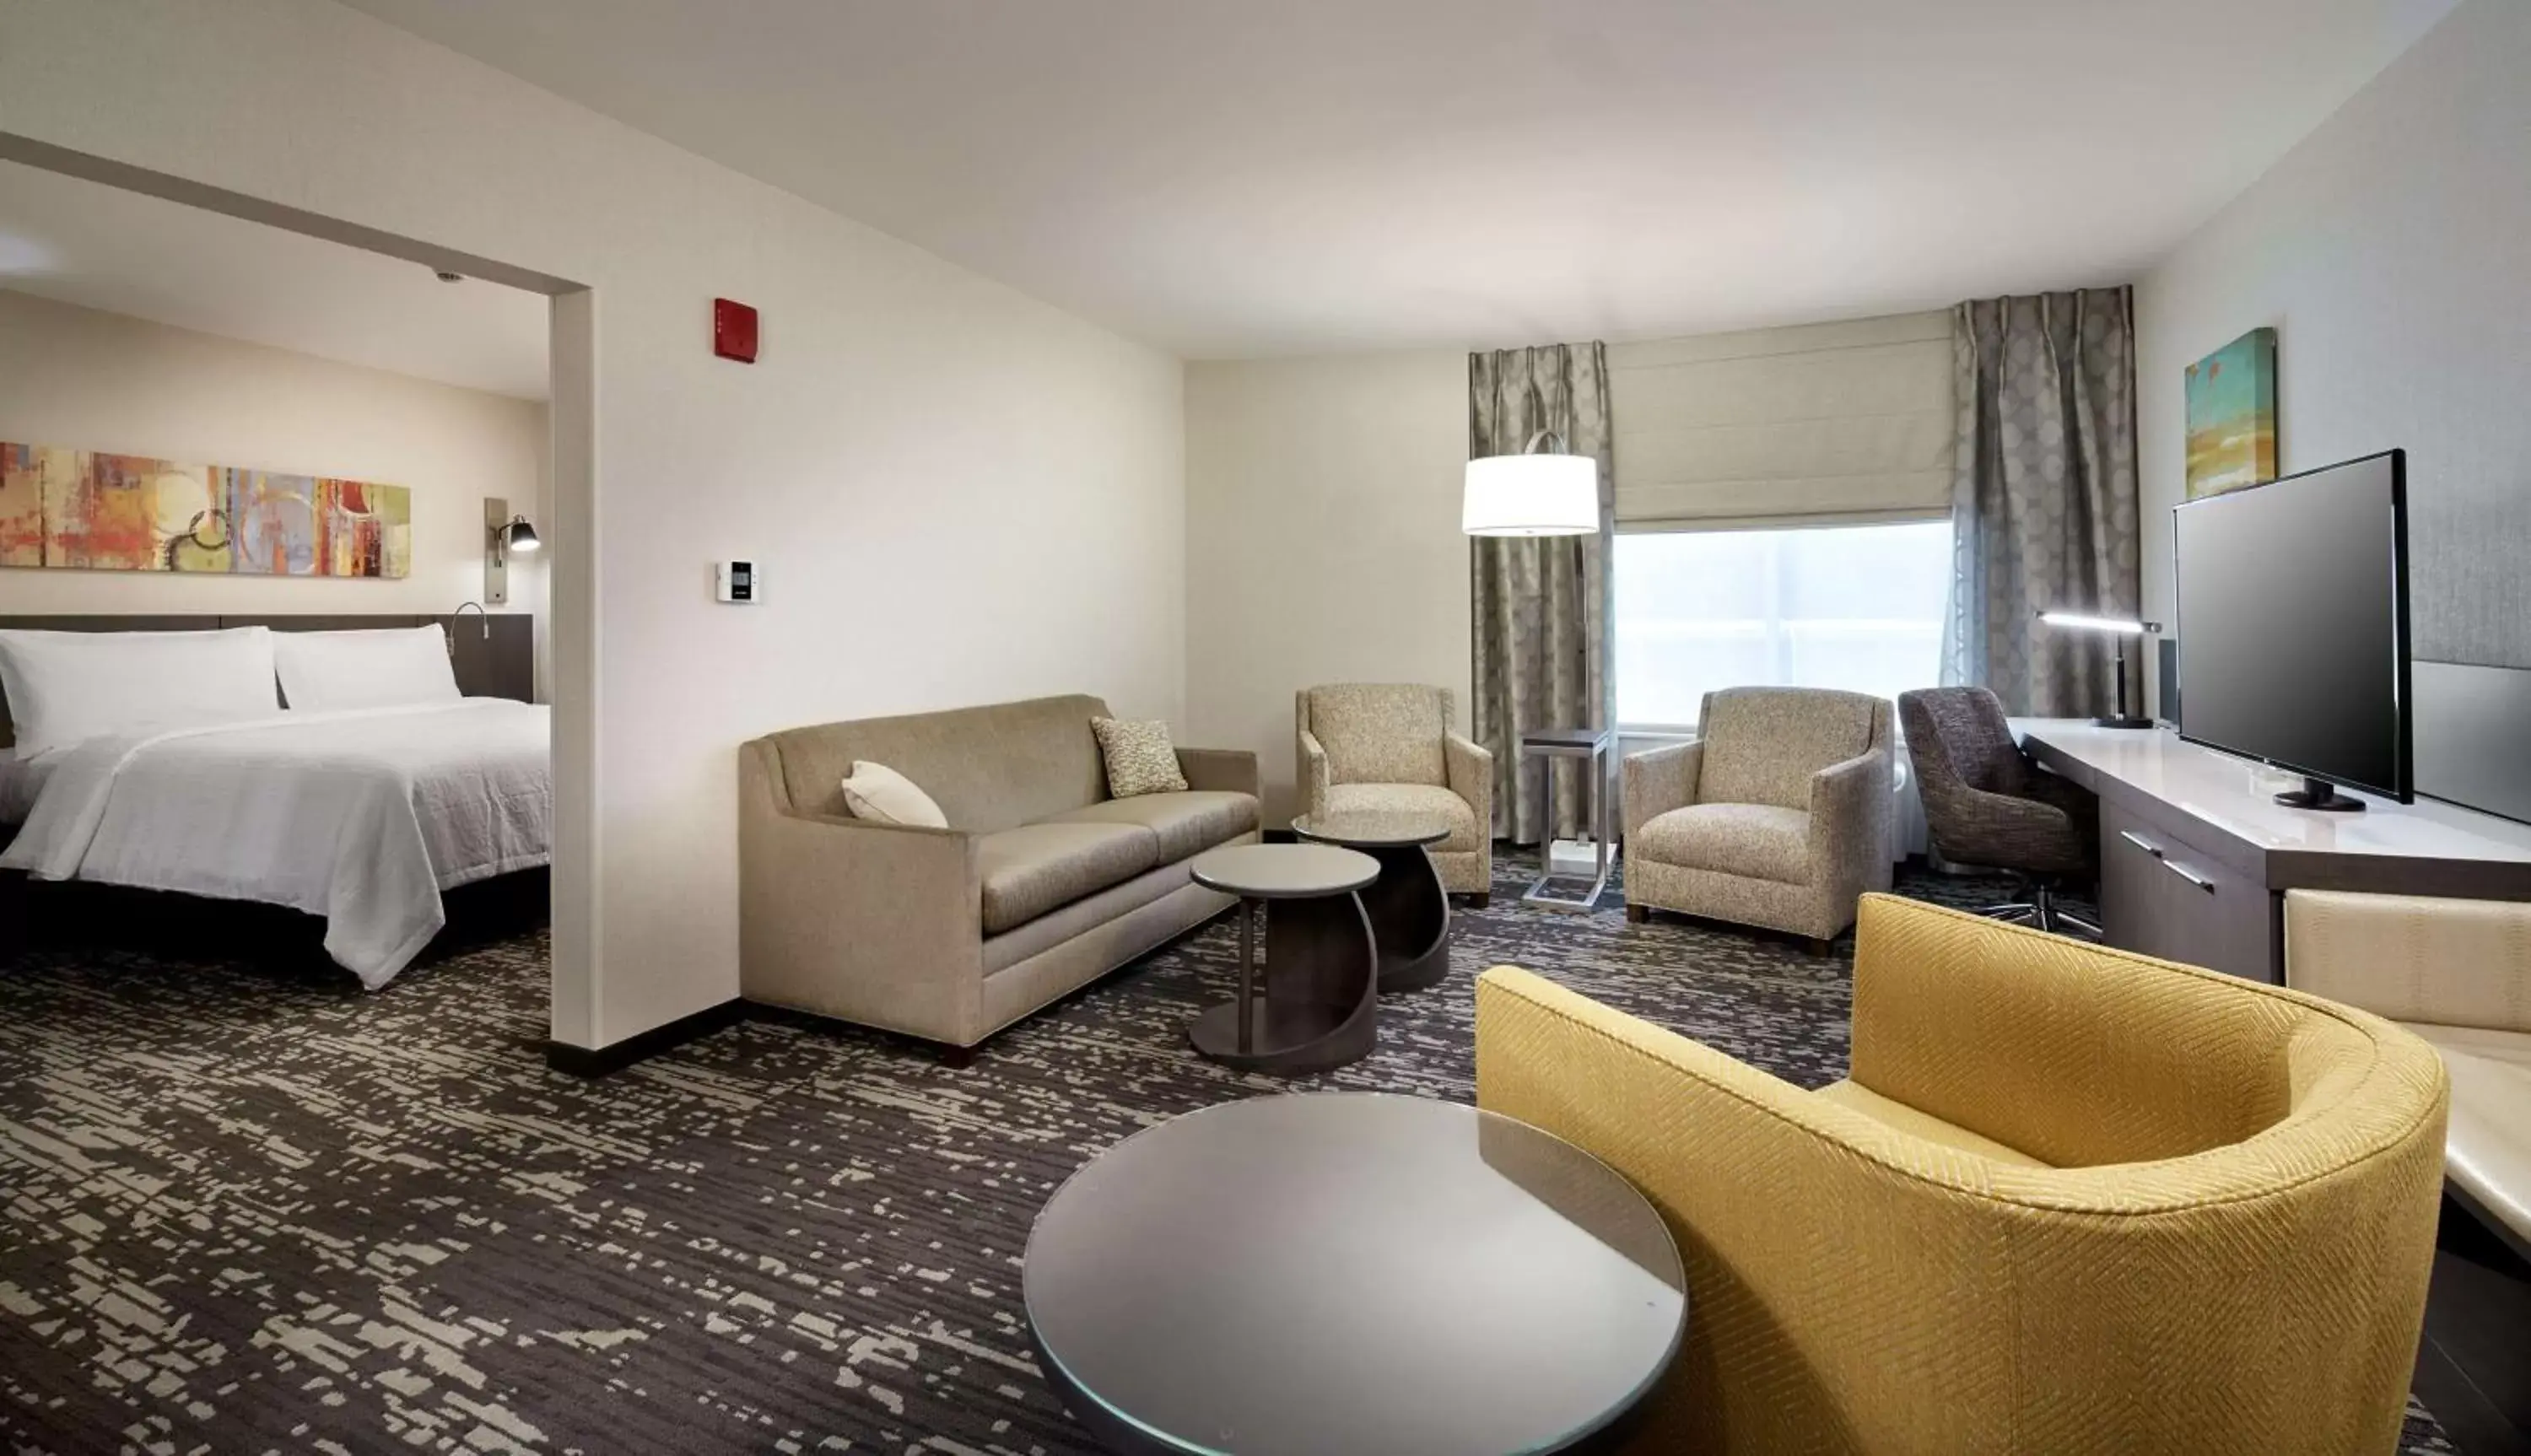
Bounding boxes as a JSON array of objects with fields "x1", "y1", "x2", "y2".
[
  {"x1": 0, "y1": 288, "x2": 547, "y2": 636},
  {"x1": 1185, "y1": 351, "x2": 1466, "y2": 825},
  {"x1": 0, "y1": 0, "x2": 1185, "y2": 1049},
  {"x1": 2137, "y1": 0, "x2": 2531, "y2": 676}
]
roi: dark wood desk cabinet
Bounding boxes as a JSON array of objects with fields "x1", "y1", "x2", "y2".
[{"x1": 2017, "y1": 722, "x2": 2531, "y2": 984}]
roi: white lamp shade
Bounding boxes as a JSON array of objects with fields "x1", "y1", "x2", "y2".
[{"x1": 1462, "y1": 452, "x2": 1599, "y2": 537}]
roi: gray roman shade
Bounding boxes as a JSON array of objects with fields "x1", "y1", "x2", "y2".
[{"x1": 1608, "y1": 310, "x2": 1956, "y2": 530}]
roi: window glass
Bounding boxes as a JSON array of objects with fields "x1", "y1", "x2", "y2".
[{"x1": 1614, "y1": 520, "x2": 1951, "y2": 728}]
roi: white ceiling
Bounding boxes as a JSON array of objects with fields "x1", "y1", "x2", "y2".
[
  {"x1": 337, "y1": 0, "x2": 2456, "y2": 359},
  {"x1": 0, "y1": 159, "x2": 551, "y2": 399}
]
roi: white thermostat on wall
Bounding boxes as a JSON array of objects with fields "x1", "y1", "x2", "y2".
[{"x1": 715, "y1": 560, "x2": 759, "y2": 603}]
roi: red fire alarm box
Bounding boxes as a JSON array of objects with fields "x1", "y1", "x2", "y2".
[{"x1": 714, "y1": 298, "x2": 758, "y2": 363}]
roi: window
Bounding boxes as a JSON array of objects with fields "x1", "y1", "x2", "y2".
[{"x1": 1614, "y1": 520, "x2": 1952, "y2": 729}]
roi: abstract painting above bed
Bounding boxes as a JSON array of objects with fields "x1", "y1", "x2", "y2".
[{"x1": 0, "y1": 442, "x2": 411, "y2": 578}]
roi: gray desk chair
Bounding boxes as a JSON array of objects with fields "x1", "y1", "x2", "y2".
[{"x1": 1898, "y1": 686, "x2": 2100, "y2": 937}]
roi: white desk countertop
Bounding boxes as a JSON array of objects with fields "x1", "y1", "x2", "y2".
[{"x1": 2013, "y1": 720, "x2": 2531, "y2": 866}]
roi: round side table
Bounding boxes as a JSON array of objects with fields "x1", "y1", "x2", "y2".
[
  {"x1": 1186, "y1": 844, "x2": 1380, "y2": 1075},
  {"x1": 1291, "y1": 811, "x2": 1452, "y2": 991},
  {"x1": 1025, "y1": 1092, "x2": 1688, "y2": 1455}
]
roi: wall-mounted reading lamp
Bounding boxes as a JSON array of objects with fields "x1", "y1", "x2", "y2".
[{"x1": 483, "y1": 497, "x2": 540, "y2": 606}]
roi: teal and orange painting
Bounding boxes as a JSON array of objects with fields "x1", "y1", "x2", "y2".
[
  {"x1": 2184, "y1": 327, "x2": 2277, "y2": 499},
  {"x1": 0, "y1": 443, "x2": 409, "y2": 577}
]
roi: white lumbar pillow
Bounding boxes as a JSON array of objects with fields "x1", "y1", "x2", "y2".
[
  {"x1": 0, "y1": 625, "x2": 280, "y2": 758},
  {"x1": 272, "y1": 624, "x2": 462, "y2": 713},
  {"x1": 840, "y1": 760, "x2": 947, "y2": 828}
]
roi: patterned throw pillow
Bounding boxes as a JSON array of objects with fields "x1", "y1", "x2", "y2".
[
  {"x1": 1092, "y1": 717, "x2": 1189, "y2": 798},
  {"x1": 839, "y1": 760, "x2": 949, "y2": 828}
]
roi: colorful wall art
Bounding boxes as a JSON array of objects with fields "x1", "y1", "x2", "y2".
[
  {"x1": 0, "y1": 443, "x2": 410, "y2": 578},
  {"x1": 2183, "y1": 327, "x2": 2279, "y2": 499}
]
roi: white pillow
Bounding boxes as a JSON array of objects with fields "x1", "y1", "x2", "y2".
[
  {"x1": 840, "y1": 760, "x2": 948, "y2": 828},
  {"x1": 272, "y1": 625, "x2": 463, "y2": 713},
  {"x1": 0, "y1": 626, "x2": 280, "y2": 759}
]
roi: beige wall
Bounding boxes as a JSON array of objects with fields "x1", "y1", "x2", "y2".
[
  {"x1": 0, "y1": 289, "x2": 548, "y2": 683},
  {"x1": 0, "y1": 0, "x2": 1185, "y2": 1050},
  {"x1": 2137, "y1": 0, "x2": 2530, "y2": 677},
  {"x1": 1185, "y1": 351, "x2": 1467, "y2": 825}
]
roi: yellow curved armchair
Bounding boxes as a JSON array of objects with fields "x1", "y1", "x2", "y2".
[{"x1": 1475, "y1": 894, "x2": 2448, "y2": 1455}]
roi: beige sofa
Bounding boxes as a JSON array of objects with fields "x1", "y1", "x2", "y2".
[
  {"x1": 2286, "y1": 889, "x2": 2531, "y2": 1255},
  {"x1": 1295, "y1": 683, "x2": 1492, "y2": 899},
  {"x1": 1623, "y1": 687, "x2": 1895, "y2": 946},
  {"x1": 740, "y1": 694, "x2": 1259, "y2": 1049}
]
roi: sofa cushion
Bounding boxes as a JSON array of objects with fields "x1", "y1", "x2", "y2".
[
  {"x1": 1039, "y1": 790, "x2": 1259, "y2": 864},
  {"x1": 2404, "y1": 1022, "x2": 2531, "y2": 1246},
  {"x1": 768, "y1": 693, "x2": 1111, "y2": 833},
  {"x1": 1636, "y1": 802, "x2": 1812, "y2": 886},
  {"x1": 1814, "y1": 1079, "x2": 2052, "y2": 1168},
  {"x1": 1697, "y1": 687, "x2": 1881, "y2": 812},
  {"x1": 1307, "y1": 684, "x2": 1448, "y2": 787},
  {"x1": 976, "y1": 822, "x2": 1160, "y2": 934},
  {"x1": 1325, "y1": 782, "x2": 1479, "y2": 853},
  {"x1": 839, "y1": 760, "x2": 948, "y2": 828},
  {"x1": 1090, "y1": 717, "x2": 1190, "y2": 798}
]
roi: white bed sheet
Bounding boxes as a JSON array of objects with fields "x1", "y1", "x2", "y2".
[
  {"x1": 0, "y1": 698, "x2": 551, "y2": 988},
  {"x1": 0, "y1": 747, "x2": 61, "y2": 824}
]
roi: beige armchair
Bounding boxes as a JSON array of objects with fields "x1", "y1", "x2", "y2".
[
  {"x1": 2286, "y1": 890, "x2": 2531, "y2": 1254},
  {"x1": 1477, "y1": 895, "x2": 2449, "y2": 1454},
  {"x1": 1624, "y1": 687, "x2": 1893, "y2": 946},
  {"x1": 1296, "y1": 683, "x2": 1492, "y2": 901}
]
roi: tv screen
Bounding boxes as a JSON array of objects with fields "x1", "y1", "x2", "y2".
[{"x1": 2172, "y1": 450, "x2": 2410, "y2": 804}]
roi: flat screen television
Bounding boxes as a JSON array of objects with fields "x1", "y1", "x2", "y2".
[{"x1": 2172, "y1": 449, "x2": 2410, "y2": 812}]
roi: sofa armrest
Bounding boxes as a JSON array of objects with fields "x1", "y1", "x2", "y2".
[
  {"x1": 1808, "y1": 747, "x2": 1894, "y2": 888},
  {"x1": 739, "y1": 741, "x2": 985, "y2": 1043},
  {"x1": 2286, "y1": 889, "x2": 2531, "y2": 1033},
  {"x1": 1623, "y1": 741, "x2": 1702, "y2": 839},
  {"x1": 1297, "y1": 728, "x2": 1331, "y2": 819},
  {"x1": 1176, "y1": 746, "x2": 1260, "y2": 798},
  {"x1": 1444, "y1": 732, "x2": 1493, "y2": 834}
]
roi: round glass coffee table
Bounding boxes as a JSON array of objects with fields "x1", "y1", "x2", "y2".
[
  {"x1": 1186, "y1": 843, "x2": 1381, "y2": 1075},
  {"x1": 1025, "y1": 1092, "x2": 1687, "y2": 1455},
  {"x1": 1292, "y1": 810, "x2": 1452, "y2": 991}
]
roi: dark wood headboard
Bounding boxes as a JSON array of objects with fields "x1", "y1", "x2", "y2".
[{"x1": 0, "y1": 613, "x2": 535, "y2": 750}]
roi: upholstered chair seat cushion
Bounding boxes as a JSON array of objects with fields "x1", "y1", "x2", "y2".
[
  {"x1": 1324, "y1": 782, "x2": 1481, "y2": 853},
  {"x1": 1037, "y1": 791, "x2": 1260, "y2": 865},
  {"x1": 975, "y1": 822, "x2": 1160, "y2": 934},
  {"x1": 2405, "y1": 1023, "x2": 2531, "y2": 1241},
  {"x1": 1636, "y1": 803, "x2": 1812, "y2": 886}
]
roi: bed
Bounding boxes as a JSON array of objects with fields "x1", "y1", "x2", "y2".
[{"x1": 0, "y1": 613, "x2": 548, "y2": 988}]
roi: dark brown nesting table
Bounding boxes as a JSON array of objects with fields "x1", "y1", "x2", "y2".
[
  {"x1": 1291, "y1": 809, "x2": 1453, "y2": 992},
  {"x1": 1185, "y1": 843, "x2": 1381, "y2": 1075}
]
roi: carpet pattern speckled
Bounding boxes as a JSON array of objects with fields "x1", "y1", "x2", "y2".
[{"x1": 0, "y1": 858, "x2": 2455, "y2": 1454}]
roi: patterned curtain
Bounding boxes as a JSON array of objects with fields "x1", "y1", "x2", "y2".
[
  {"x1": 1940, "y1": 289, "x2": 2140, "y2": 716},
  {"x1": 1471, "y1": 342, "x2": 1614, "y2": 844}
]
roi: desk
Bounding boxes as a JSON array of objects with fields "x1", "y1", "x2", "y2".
[{"x1": 2016, "y1": 721, "x2": 2531, "y2": 982}]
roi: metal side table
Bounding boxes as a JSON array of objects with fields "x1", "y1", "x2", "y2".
[{"x1": 1518, "y1": 725, "x2": 1614, "y2": 910}]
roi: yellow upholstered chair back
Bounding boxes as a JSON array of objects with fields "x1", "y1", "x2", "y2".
[{"x1": 1475, "y1": 895, "x2": 2449, "y2": 1455}]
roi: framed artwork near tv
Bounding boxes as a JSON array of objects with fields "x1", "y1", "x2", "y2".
[{"x1": 2183, "y1": 327, "x2": 2278, "y2": 499}]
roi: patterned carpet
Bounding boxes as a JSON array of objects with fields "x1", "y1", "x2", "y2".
[{"x1": 0, "y1": 856, "x2": 2455, "y2": 1454}]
